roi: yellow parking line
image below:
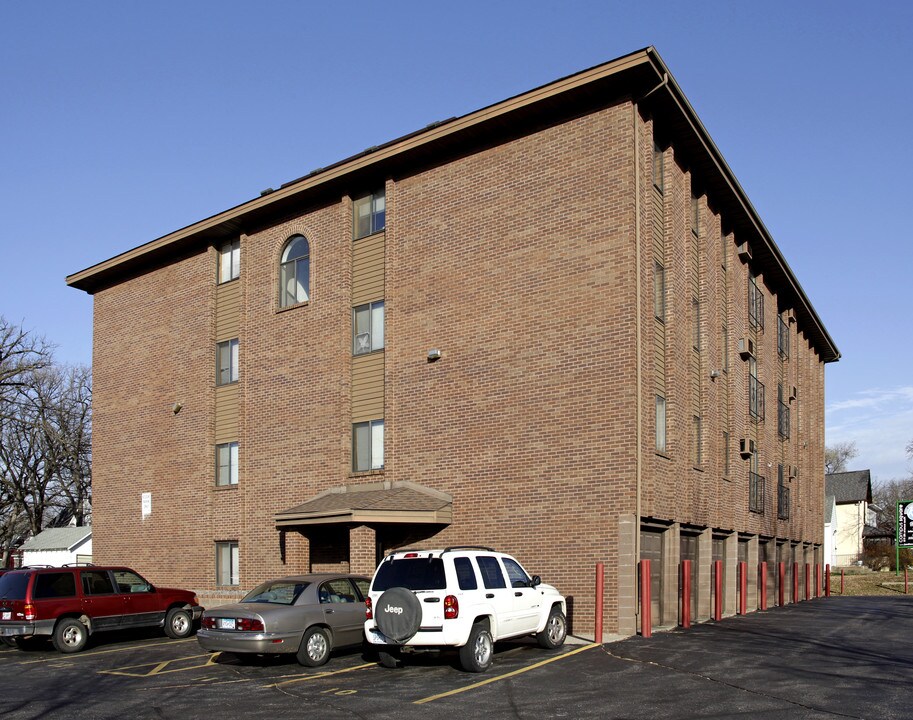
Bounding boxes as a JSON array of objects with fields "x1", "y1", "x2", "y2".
[
  {"x1": 19, "y1": 637, "x2": 196, "y2": 664},
  {"x1": 100, "y1": 653, "x2": 221, "y2": 678},
  {"x1": 265, "y1": 662, "x2": 376, "y2": 688},
  {"x1": 414, "y1": 643, "x2": 600, "y2": 705}
]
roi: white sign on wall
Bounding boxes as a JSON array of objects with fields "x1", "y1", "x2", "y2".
[{"x1": 141, "y1": 492, "x2": 152, "y2": 519}]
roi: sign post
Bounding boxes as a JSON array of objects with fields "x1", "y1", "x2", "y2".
[{"x1": 896, "y1": 501, "x2": 913, "y2": 576}]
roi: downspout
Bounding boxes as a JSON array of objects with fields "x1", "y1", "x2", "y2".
[{"x1": 633, "y1": 70, "x2": 668, "y2": 624}]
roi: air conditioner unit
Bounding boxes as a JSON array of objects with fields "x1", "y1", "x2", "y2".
[
  {"x1": 788, "y1": 465, "x2": 798, "y2": 479},
  {"x1": 737, "y1": 242, "x2": 752, "y2": 262},
  {"x1": 738, "y1": 337, "x2": 755, "y2": 360},
  {"x1": 789, "y1": 385, "x2": 798, "y2": 402},
  {"x1": 739, "y1": 438, "x2": 756, "y2": 459},
  {"x1": 784, "y1": 308, "x2": 797, "y2": 324}
]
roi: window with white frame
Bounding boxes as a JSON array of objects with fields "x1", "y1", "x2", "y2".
[
  {"x1": 216, "y1": 339, "x2": 239, "y2": 385},
  {"x1": 218, "y1": 239, "x2": 240, "y2": 283},
  {"x1": 280, "y1": 235, "x2": 310, "y2": 307},
  {"x1": 216, "y1": 541, "x2": 239, "y2": 586},
  {"x1": 353, "y1": 301, "x2": 385, "y2": 355},
  {"x1": 655, "y1": 395, "x2": 667, "y2": 453},
  {"x1": 353, "y1": 189, "x2": 386, "y2": 239},
  {"x1": 353, "y1": 419, "x2": 384, "y2": 471},
  {"x1": 216, "y1": 442, "x2": 239, "y2": 486}
]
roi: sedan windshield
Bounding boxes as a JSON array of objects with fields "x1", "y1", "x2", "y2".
[{"x1": 242, "y1": 581, "x2": 309, "y2": 605}]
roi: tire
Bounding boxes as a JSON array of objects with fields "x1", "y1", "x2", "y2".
[
  {"x1": 53, "y1": 618, "x2": 88, "y2": 653},
  {"x1": 297, "y1": 626, "x2": 332, "y2": 667},
  {"x1": 164, "y1": 608, "x2": 194, "y2": 639},
  {"x1": 374, "y1": 587, "x2": 422, "y2": 643},
  {"x1": 0, "y1": 636, "x2": 16, "y2": 648},
  {"x1": 377, "y1": 647, "x2": 402, "y2": 669},
  {"x1": 536, "y1": 607, "x2": 567, "y2": 649},
  {"x1": 459, "y1": 621, "x2": 493, "y2": 673},
  {"x1": 14, "y1": 636, "x2": 45, "y2": 651}
]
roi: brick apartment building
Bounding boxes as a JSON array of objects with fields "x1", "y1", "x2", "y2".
[{"x1": 67, "y1": 47, "x2": 839, "y2": 637}]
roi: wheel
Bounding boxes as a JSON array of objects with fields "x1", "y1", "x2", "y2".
[
  {"x1": 53, "y1": 618, "x2": 88, "y2": 653},
  {"x1": 1, "y1": 636, "x2": 17, "y2": 648},
  {"x1": 374, "y1": 587, "x2": 422, "y2": 643},
  {"x1": 14, "y1": 636, "x2": 45, "y2": 650},
  {"x1": 459, "y1": 621, "x2": 493, "y2": 673},
  {"x1": 377, "y1": 646, "x2": 402, "y2": 669},
  {"x1": 296, "y1": 626, "x2": 331, "y2": 667},
  {"x1": 536, "y1": 607, "x2": 567, "y2": 649},
  {"x1": 164, "y1": 608, "x2": 193, "y2": 639}
]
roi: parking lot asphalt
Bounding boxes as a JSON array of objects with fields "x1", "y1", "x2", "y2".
[{"x1": 1, "y1": 596, "x2": 911, "y2": 719}]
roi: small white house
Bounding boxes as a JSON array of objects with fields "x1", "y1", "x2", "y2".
[{"x1": 19, "y1": 527, "x2": 92, "y2": 567}]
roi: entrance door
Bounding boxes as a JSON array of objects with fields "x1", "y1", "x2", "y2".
[
  {"x1": 680, "y1": 534, "x2": 699, "y2": 623},
  {"x1": 712, "y1": 536, "x2": 726, "y2": 615},
  {"x1": 640, "y1": 529, "x2": 664, "y2": 626}
]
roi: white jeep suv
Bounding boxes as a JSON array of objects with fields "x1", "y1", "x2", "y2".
[{"x1": 364, "y1": 547, "x2": 567, "y2": 672}]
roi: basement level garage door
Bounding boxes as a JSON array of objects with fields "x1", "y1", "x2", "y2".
[{"x1": 640, "y1": 529, "x2": 663, "y2": 627}]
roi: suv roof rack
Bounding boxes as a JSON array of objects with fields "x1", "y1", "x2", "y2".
[
  {"x1": 61, "y1": 562, "x2": 96, "y2": 567},
  {"x1": 443, "y1": 546, "x2": 495, "y2": 553}
]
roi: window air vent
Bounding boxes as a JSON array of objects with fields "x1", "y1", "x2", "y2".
[
  {"x1": 737, "y1": 242, "x2": 752, "y2": 262},
  {"x1": 738, "y1": 337, "x2": 756, "y2": 360},
  {"x1": 739, "y1": 438, "x2": 756, "y2": 459}
]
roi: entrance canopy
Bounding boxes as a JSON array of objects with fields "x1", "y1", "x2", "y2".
[{"x1": 274, "y1": 481, "x2": 452, "y2": 528}]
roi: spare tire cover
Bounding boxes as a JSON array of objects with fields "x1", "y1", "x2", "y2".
[{"x1": 375, "y1": 587, "x2": 422, "y2": 643}]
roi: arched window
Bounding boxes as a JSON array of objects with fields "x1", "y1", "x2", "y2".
[{"x1": 280, "y1": 235, "x2": 310, "y2": 307}]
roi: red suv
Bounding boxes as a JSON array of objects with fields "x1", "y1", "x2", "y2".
[{"x1": 0, "y1": 565, "x2": 202, "y2": 653}]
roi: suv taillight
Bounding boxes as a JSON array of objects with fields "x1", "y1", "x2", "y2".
[
  {"x1": 444, "y1": 595, "x2": 458, "y2": 619},
  {"x1": 365, "y1": 596, "x2": 373, "y2": 620},
  {"x1": 24, "y1": 603, "x2": 36, "y2": 621}
]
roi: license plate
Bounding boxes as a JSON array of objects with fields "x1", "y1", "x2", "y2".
[
  {"x1": 1, "y1": 612, "x2": 10, "y2": 620},
  {"x1": 217, "y1": 618, "x2": 236, "y2": 630}
]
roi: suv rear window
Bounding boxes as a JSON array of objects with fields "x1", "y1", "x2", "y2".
[
  {"x1": 34, "y1": 572, "x2": 77, "y2": 599},
  {"x1": 372, "y1": 558, "x2": 446, "y2": 591},
  {"x1": 0, "y1": 573, "x2": 30, "y2": 600}
]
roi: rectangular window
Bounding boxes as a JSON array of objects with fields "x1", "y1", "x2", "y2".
[
  {"x1": 748, "y1": 275, "x2": 765, "y2": 331},
  {"x1": 353, "y1": 301, "x2": 385, "y2": 355},
  {"x1": 216, "y1": 442, "x2": 239, "y2": 486},
  {"x1": 692, "y1": 297, "x2": 701, "y2": 351},
  {"x1": 691, "y1": 193, "x2": 700, "y2": 236},
  {"x1": 454, "y1": 557, "x2": 478, "y2": 590},
  {"x1": 216, "y1": 541, "x2": 239, "y2": 586},
  {"x1": 778, "y1": 384, "x2": 790, "y2": 439},
  {"x1": 777, "y1": 315, "x2": 790, "y2": 359},
  {"x1": 654, "y1": 262, "x2": 665, "y2": 321},
  {"x1": 723, "y1": 431, "x2": 730, "y2": 477},
  {"x1": 722, "y1": 325, "x2": 729, "y2": 372},
  {"x1": 216, "y1": 339, "x2": 239, "y2": 385},
  {"x1": 652, "y1": 143, "x2": 664, "y2": 193},
  {"x1": 655, "y1": 395, "x2": 667, "y2": 453},
  {"x1": 218, "y1": 239, "x2": 240, "y2": 283},
  {"x1": 353, "y1": 419, "x2": 384, "y2": 471},
  {"x1": 33, "y1": 572, "x2": 77, "y2": 599},
  {"x1": 353, "y1": 189, "x2": 386, "y2": 239},
  {"x1": 777, "y1": 465, "x2": 790, "y2": 520},
  {"x1": 749, "y1": 357, "x2": 765, "y2": 421},
  {"x1": 693, "y1": 415, "x2": 702, "y2": 466}
]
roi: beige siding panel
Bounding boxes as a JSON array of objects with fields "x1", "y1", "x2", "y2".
[
  {"x1": 214, "y1": 384, "x2": 239, "y2": 443},
  {"x1": 215, "y1": 281, "x2": 241, "y2": 340},
  {"x1": 652, "y1": 187, "x2": 664, "y2": 256},
  {"x1": 352, "y1": 233, "x2": 385, "y2": 306},
  {"x1": 352, "y1": 352, "x2": 384, "y2": 422},
  {"x1": 653, "y1": 318, "x2": 666, "y2": 391}
]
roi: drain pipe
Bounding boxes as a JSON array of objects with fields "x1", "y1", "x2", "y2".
[{"x1": 632, "y1": 71, "x2": 667, "y2": 626}]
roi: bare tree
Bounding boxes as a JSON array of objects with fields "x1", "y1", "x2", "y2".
[
  {"x1": 0, "y1": 320, "x2": 90, "y2": 566},
  {"x1": 825, "y1": 440, "x2": 859, "y2": 475}
]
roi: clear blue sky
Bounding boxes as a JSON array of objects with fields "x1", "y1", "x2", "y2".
[{"x1": 2, "y1": 1, "x2": 910, "y2": 481}]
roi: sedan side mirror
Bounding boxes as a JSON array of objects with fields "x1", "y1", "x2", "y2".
[{"x1": 531, "y1": 575, "x2": 541, "y2": 588}]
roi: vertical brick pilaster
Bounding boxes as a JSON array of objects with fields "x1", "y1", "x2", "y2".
[
  {"x1": 617, "y1": 514, "x2": 637, "y2": 637},
  {"x1": 350, "y1": 525, "x2": 376, "y2": 576}
]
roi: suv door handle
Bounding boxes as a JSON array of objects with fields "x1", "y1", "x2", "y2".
[
  {"x1": 514, "y1": 591, "x2": 523, "y2": 597},
  {"x1": 486, "y1": 593, "x2": 495, "y2": 599},
  {"x1": 325, "y1": 609, "x2": 335, "y2": 614}
]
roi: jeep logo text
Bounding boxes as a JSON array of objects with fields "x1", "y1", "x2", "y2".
[{"x1": 383, "y1": 604, "x2": 404, "y2": 615}]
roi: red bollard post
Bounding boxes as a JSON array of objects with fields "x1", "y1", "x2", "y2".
[
  {"x1": 681, "y1": 559, "x2": 692, "y2": 628},
  {"x1": 815, "y1": 564, "x2": 821, "y2": 598},
  {"x1": 778, "y1": 562, "x2": 786, "y2": 607},
  {"x1": 805, "y1": 564, "x2": 811, "y2": 601},
  {"x1": 640, "y1": 559, "x2": 652, "y2": 638},
  {"x1": 825, "y1": 564, "x2": 831, "y2": 597},
  {"x1": 713, "y1": 560, "x2": 723, "y2": 621},
  {"x1": 792, "y1": 563, "x2": 799, "y2": 604},
  {"x1": 594, "y1": 562, "x2": 604, "y2": 644},
  {"x1": 738, "y1": 562, "x2": 747, "y2": 615},
  {"x1": 759, "y1": 561, "x2": 768, "y2": 610}
]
